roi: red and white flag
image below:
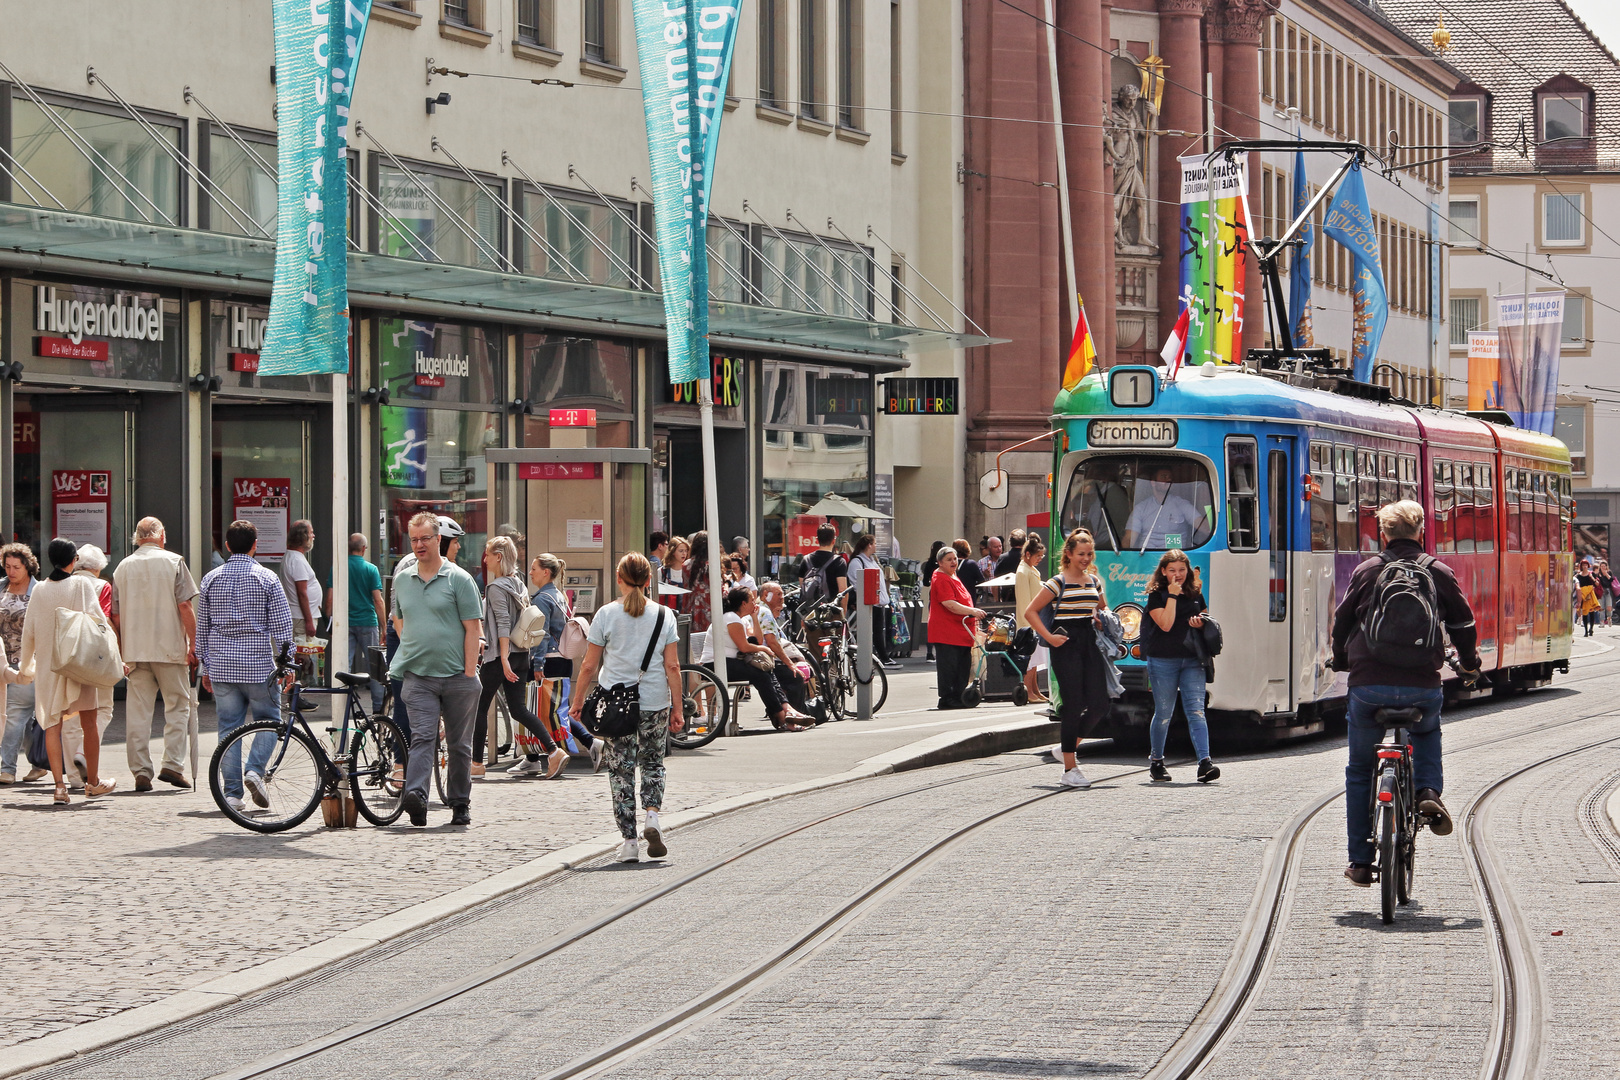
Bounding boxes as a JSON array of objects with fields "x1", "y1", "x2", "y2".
[{"x1": 1160, "y1": 303, "x2": 1191, "y2": 381}]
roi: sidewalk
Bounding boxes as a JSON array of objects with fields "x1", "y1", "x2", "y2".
[{"x1": 0, "y1": 659, "x2": 1053, "y2": 1065}]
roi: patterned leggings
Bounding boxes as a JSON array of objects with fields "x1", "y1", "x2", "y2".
[{"x1": 607, "y1": 707, "x2": 670, "y2": 839}]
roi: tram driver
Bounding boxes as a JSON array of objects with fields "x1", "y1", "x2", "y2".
[{"x1": 1124, "y1": 466, "x2": 1206, "y2": 552}]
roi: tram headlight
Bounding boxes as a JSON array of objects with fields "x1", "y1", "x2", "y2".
[{"x1": 1116, "y1": 603, "x2": 1144, "y2": 642}]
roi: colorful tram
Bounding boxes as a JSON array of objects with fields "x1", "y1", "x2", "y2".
[{"x1": 1051, "y1": 364, "x2": 1574, "y2": 741}]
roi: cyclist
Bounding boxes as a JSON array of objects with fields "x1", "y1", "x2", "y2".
[{"x1": 1330, "y1": 500, "x2": 1480, "y2": 887}]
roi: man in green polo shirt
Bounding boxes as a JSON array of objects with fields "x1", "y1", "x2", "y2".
[{"x1": 391, "y1": 512, "x2": 483, "y2": 827}]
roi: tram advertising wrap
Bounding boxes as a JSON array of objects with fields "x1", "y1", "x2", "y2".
[{"x1": 1050, "y1": 364, "x2": 1573, "y2": 742}]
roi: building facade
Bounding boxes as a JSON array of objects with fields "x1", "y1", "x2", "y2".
[
  {"x1": 1385, "y1": 0, "x2": 1620, "y2": 562},
  {"x1": 960, "y1": 0, "x2": 1455, "y2": 541},
  {"x1": 0, "y1": 0, "x2": 972, "y2": 595}
]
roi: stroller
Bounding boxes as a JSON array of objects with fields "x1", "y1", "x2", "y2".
[{"x1": 963, "y1": 613, "x2": 1038, "y2": 707}]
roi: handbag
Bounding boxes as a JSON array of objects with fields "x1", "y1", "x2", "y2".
[
  {"x1": 1196, "y1": 614, "x2": 1224, "y2": 657},
  {"x1": 23, "y1": 717, "x2": 48, "y2": 771},
  {"x1": 743, "y1": 649, "x2": 776, "y2": 671},
  {"x1": 54, "y1": 605, "x2": 123, "y2": 688},
  {"x1": 581, "y1": 607, "x2": 665, "y2": 739}
]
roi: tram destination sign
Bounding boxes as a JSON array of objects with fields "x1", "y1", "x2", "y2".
[{"x1": 1087, "y1": 417, "x2": 1178, "y2": 447}]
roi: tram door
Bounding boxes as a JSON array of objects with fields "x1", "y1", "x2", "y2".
[{"x1": 1263, "y1": 440, "x2": 1296, "y2": 716}]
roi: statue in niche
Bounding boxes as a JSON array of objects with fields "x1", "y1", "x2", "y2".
[{"x1": 1105, "y1": 83, "x2": 1158, "y2": 252}]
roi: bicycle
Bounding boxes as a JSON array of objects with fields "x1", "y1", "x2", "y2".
[
  {"x1": 208, "y1": 648, "x2": 410, "y2": 833},
  {"x1": 667, "y1": 663, "x2": 730, "y2": 750},
  {"x1": 1368, "y1": 704, "x2": 1423, "y2": 924},
  {"x1": 796, "y1": 589, "x2": 888, "y2": 721}
]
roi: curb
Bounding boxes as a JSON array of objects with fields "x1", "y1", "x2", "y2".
[
  {"x1": 1608, "y1": 784, "x2": 1620, "y2": 844},
  {"x1": 0, "y1": 714, "x2": 1054, "y2": 1078}
]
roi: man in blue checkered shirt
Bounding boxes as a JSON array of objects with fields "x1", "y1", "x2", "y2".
[{"x1": 196, "y1": 519, "x2": 295, "y2": 813}]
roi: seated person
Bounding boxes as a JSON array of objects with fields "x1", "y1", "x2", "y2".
[
  {"x1": 1125, "y1": 466, "x2": 1206, "y2": 551},
  {"x1": 755, "y1": 582, "x2": 815, "y2": 716},
  {"x1": 698, "y1": 586, "x2": 816, "y2": 732}
]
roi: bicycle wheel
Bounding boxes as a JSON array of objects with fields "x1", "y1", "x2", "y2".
[
  {"x1": 870, "y1": 660, "x2": 889, "y2": 714},
  {"x1": 209, "y1": 721, "x2": 324, "y2": 834},
  {"x1": 433, "y1": 721, "x2": 448, "y2": 807},
  {"x1": 1397, "y1": 786, "x2": 1416, "y2": 906},
  {"x1": 351, "y1": 717, "x2": 408, "y2": 826},
  {"x1": 1377, "y1": 801, "x2": 1398, "y2": 924},
  {"x1": 821, "y1": 643, "x2": 849, "y2": 722},
  {"x1": 670, "y1": 665, "x2": 728, "y2": 750}
]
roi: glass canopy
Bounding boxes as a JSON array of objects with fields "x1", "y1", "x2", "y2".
[{"x1": 0, "y1": 203, "x2": 997, "y2": 357}]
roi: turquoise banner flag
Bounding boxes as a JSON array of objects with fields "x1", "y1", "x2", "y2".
[
  {"x1": 261, "y1": 0, "x2": 373, "y2": 376},
  {"x1": 631, "y1": 1, "x2": 743, "y2": 384},
  {"x1": 1322, "y1": 162, "x2": 1387, "y2": 383}
]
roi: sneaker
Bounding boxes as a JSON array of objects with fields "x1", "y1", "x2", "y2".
[
  {"x1": 450, "y1": 805, "x2": 471, "y2": 826},
  {"x1": 618, "y1": 837, "x2": 640, "y2": 863},
  {"x1": 470, "y1": 762, "x2": 486, "y2": 778},
  {"x1": 644, "y1": 811, "x2": 667, "y2": 858},
  {"x1": 1149, "y1": 759, "x2": 1171, "y2": 782},
  {"x1": 243, "y1": 771, "x2": 269, "y2": 808},
  {"x1": 590, "y1": 741, "x2": 606, "y2": 773},
  {"x1": 23, "y1": 767, "x2": 47, "y2": 783},
  {"x1": 1416, "y1": 789, "x2": 1453, "y2": 836},
  {"x1": 73, "y1": 754, "x2": 88, "y2": 783},
  {"x1": 402, "y1": 789, "x2": 428, "y2": 827},
  {"x1": 1197, "y1": 759, "x2": 1221, "y2": 784},
  {"x1": 544, "y1": 748, "x2": 569, "y2": 779},
  {"x1": 225, "y1": 795, "x2": 248, "y2": 814},
  {"x1": 507, "y1": 757, "x2": 545, "y2": 775},
  {"x1": 1344, "y1": 862, "x2": 1373, "y2": 887},
  {"x1": 1060, "y1": 767, "x2": 1092, "y2": 789}
]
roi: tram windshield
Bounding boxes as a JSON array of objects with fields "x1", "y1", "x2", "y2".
[{"x1": 1062, "y1": 455, "x2": 1216, "y2": 552}]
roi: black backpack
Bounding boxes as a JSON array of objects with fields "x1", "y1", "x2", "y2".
[
  {"x1": 799, "y1": 550, "x2": 838, "y2": 609},
  {"x1": 1362, "y1": 552, "x2": 1443, "y2": 668}
]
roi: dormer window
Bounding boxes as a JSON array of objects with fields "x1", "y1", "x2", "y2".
[
  {"x1": 1449, "y1": 98, "x2": 1481, "y2": 145},
  {"x1": 1543, "y1": 95, "x2": 1585, "y2": 142}
]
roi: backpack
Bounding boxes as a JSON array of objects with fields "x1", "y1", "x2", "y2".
[
  {"x1": 509, "y1": 598, "x2": 549, "y2": 651},
  {"x1": 1362, "y1": 552, "x2": 1443, "y2": 668},
  {"x1": 798, "y1": 550, "x2": 839, "y2": 610},
  {"x1": 556, "y1": 590, "x2": 591, "y2": 661}
]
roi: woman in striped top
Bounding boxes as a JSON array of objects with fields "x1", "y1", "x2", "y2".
[{"x1": 1024, "y1": 528, "x2": 1113, "y2": 788}]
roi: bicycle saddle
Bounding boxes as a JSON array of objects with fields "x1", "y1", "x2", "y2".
[
  {"x1": 334, "y1": 671, "x2": 372, "y2": 688},
  {"x1": 1373, "y1": 706, "x2": 1423, "y2": 725}
]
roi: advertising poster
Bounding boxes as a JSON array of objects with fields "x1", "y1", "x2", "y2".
[
  {"x1": 1495, "y1": 292, "x2": 1565, "y2": 435},
  {"x1": 233, "y1": 478, "x2": 291, "y2": 559},
  {"x1": 1177, "y1": 155, "x2": 1248, "y2": 367},
  {"x1": 565, "y1": 519, "x2": 604, "y2": 549},
  {"x1": 787, "y1": 515, "x2": 824, "y2": 559},
  {"x1": 872, "y1": 474, "x2": 894, "y2": 555},
  {"x1": 1466, "y1": 331, "x2": 1501, "y2": 411},
  {"x1": 52, "y1": 470, "x2": 111, "y2": 552},
  {"x1": 381, "y1": 406, "x2": 428, "y2": 488}
]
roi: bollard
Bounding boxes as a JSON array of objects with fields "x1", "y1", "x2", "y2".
[{"x1": 856, "y1": 565, "x2": 880, "y2": 721}]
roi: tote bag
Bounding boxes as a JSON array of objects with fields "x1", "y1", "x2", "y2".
[{"x1": 54, "y1": 606, "x2": 124, "y2": 688}]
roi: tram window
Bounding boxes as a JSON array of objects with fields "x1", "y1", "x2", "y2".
[
  {"x1": 1225, "y1": 439, "x2": 1260, "y2": 552},
  {"x1": 1433, "y1": 460, "x2": 1455, "y2": 552},
  {"x1": 1531, "y1": 472, "x2": 1549, "y2": 551},
  {"x1": 1476, "y1": 463, "x2": 1495, "y2": 553},
  {"x1": 1061, "y1": 453, "x2": 1217, "y2": 552},
  {"x1": 1455, "y1": 463, "x2": 1475, "y2": 554},
  {"x1": 1506, "y1": 469, "x2": 1523, "y2": 551},
  {"x1": 1268, "y1": 449, "x2": 1288, "y2": 621},
  {"x1": 1334, "y1": 447, "x2": 1356, "y2": 551},
  {"x1": 1356, "y1": 449, "x2": 1379, "y2": 552},
  {"x1": 1309, "y1": 443, "x2": 1333, "y2": 551},
  {"x1": 1398, "y1": 454, "x2": 1419, "y2": 504},
  {"x1": 1378, "y1": 452, "x2": 1399, "y2": 505}
]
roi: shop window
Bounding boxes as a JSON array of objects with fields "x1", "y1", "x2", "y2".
[
  {"x1": 209, "y1": 300, "x2": 331, "y2": 396},
  {"x1": 519, "y1": 188, "x2": 633, "y2": 287},
  {"x1": 1225, "y1": 438, "x2": 1259, "y2": 552},
  {"x1": 377, "y1": 317, "x2": 502, "y2": 407},
  {"x1": 1333, "y1": 445, "x2": 1356, "y2": 552},
  {"x1": 12, "y1": 402, "x2": 135, "y2": 572},
  {"x1": 376, "y1": 163, "x2": 506, "y2": 270},
  {"x1": 380, "y1": 405, "x2": 500, "y2": 573},
  {"x1": 1475, "y1": 464, "x2": 1495, "y2": 552},
  {"x1": 518, "y1": 334, "x2": 634, "y2": 447},
  {"x1": 1433, "y1": 460, "x2": 1454, "y2": 552},
  {"x1": 762, "y1": 358, "x2": 873, "y2": 564},
  {"x1": 1309, "y1": 442, "x2": 1333, "y2": 553},
  {"x1": 10, "y1": 278, "x2": 181, "y2": 384},
  {"x1": 9, "y1": 97, "x2": 182, "y2": 226}
]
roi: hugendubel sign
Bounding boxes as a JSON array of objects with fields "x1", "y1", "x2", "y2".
[{"x1": 35, "y1": 285, "x2": 164, "y2": 360}]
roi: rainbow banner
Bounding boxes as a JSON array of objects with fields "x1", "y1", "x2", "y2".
[{"x1": 1177, "y1": 155, "x2": 1248, "y2": 367}]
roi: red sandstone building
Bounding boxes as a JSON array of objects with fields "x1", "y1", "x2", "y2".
[{"x1": 962, "y1": 0, "x2": 1460, "y2": 537}]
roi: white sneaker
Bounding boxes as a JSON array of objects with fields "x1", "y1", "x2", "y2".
[
  {"x1": 590, "y1": 741, "x2": 606, "y2": 773},
  {"x1": 544, "y1": 748, "x2": 569, "y2": 779},
  {"x1": 507, "y1": 758, "x2": 545, "y2": 775},
  {"x1": 618, "y1": 837, "x2": 640, "y2": 863},
  {"x1": 1060, "y1": 767, "x2": 1092, "y2": 789},
  {"x1": 225, "y1": 795, "x2": 248, "y2": 813},
  {"x1": 243, "y1": 771, "x2": 269, "y2": 808},
  {"x1": 643, "y1": 811, "x2": 666, "y2": 858}
]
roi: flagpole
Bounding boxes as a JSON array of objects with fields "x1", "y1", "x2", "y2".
[
  {"x1": 1043, "y1": 0, "x2": 1080, "y2": 337},
  {"x1": 331, "y1": 374, "x2": 348, "y2": 687},
  {"x1": 698, "y1": 376, "x2": 724, "y2": 693}
]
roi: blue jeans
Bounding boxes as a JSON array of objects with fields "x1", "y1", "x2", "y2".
[
  {"x1": 1146, "y1": 656, "x2": 1211, "y2": 761},
  {"x1": 1, "y1": 682, "x2": 36, "y2": 774},
  {"x1": 349, "y1": 625, "x2": 386, "y2": 713},
  {"x1": 1345, "y1": 685, "x2": 1444, "y2": 864},
  {"x1": 213, "y1": 677, "x2": 281, "y2": 801}
]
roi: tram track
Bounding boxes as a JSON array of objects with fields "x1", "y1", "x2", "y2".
[{"x1": 1143, "y1": 707, "x2": 1620, "y2": 1080}]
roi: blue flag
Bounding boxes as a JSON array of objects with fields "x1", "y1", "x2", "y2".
[
  {"x1": 1322, "y1": 162, "x2": 1387, "y2": 382},
  {"x1": 1288, "y1": 142, "x2": 1314, "y2": 348},
  {"x1": 262, "y1": 0, "x2": 372, "y2": 376},
  {"x1": 630, "y1": 2, "x2": 743, "y2": 385}
]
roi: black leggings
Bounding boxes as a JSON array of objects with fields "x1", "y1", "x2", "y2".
[
  {"x1": 474, "y1": 655, "x2": 556, "y2": 758},
  {"x1": 1048, "y1": 620, "x2": 1112, "y2": 754},
  {"x1": 725, "y1": 656, "x2": 788, "y2": 718}
]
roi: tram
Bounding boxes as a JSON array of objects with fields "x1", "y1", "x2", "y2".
[{"x1": 1049, "y1": 363, "x2": 1574, "y2": 741}]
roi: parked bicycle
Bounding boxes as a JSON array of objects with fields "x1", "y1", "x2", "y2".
[
  {"x1": 208, "y1": 646, "x2": 409, "y2": 833},
  {"x1": 793, "y1": 586, "x2": 888, "y2": 721}
]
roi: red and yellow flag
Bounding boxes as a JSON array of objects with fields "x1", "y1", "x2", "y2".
[{"x1": 1061, "y1": 293, "x2": 1097, "y2": 391}]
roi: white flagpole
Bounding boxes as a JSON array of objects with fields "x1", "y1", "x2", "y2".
[
  {"x1": 698, "y1": 375, "x2": 724, "y2": 692},
  {"x1": 1043, "y1": 0, "x2": 1080, "y2": 337},
  {"x1": 331, "y1": 376, "x2": 348, "y2": 687}
]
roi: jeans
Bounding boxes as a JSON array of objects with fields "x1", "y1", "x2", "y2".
[
  {"x1": 1345, "y1": 685, "x2": 1444, "y2": 864},
  {"x1": 213, "y1": 676, "x2": 281, "y2": 801},
  {"x1": 1147, "y1": 656, "x2": 1211, "y2": 761},
  {"x1": 401, "y1": 672, "x2": 481, "y2": 810},
  {"x1": 1, "y1": 682, "x2": 36, "y2": 774},
  {"x1": 349, "y1": 625, "x2": 386, "y2": 713}
]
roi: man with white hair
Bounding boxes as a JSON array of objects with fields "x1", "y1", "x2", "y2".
[
  {"x1": 1331, "y1": 499, "x2": 1480, "y2": 889},
  {"x1": 112, "y1": 516, "x2": 200, "y2": 790}
]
